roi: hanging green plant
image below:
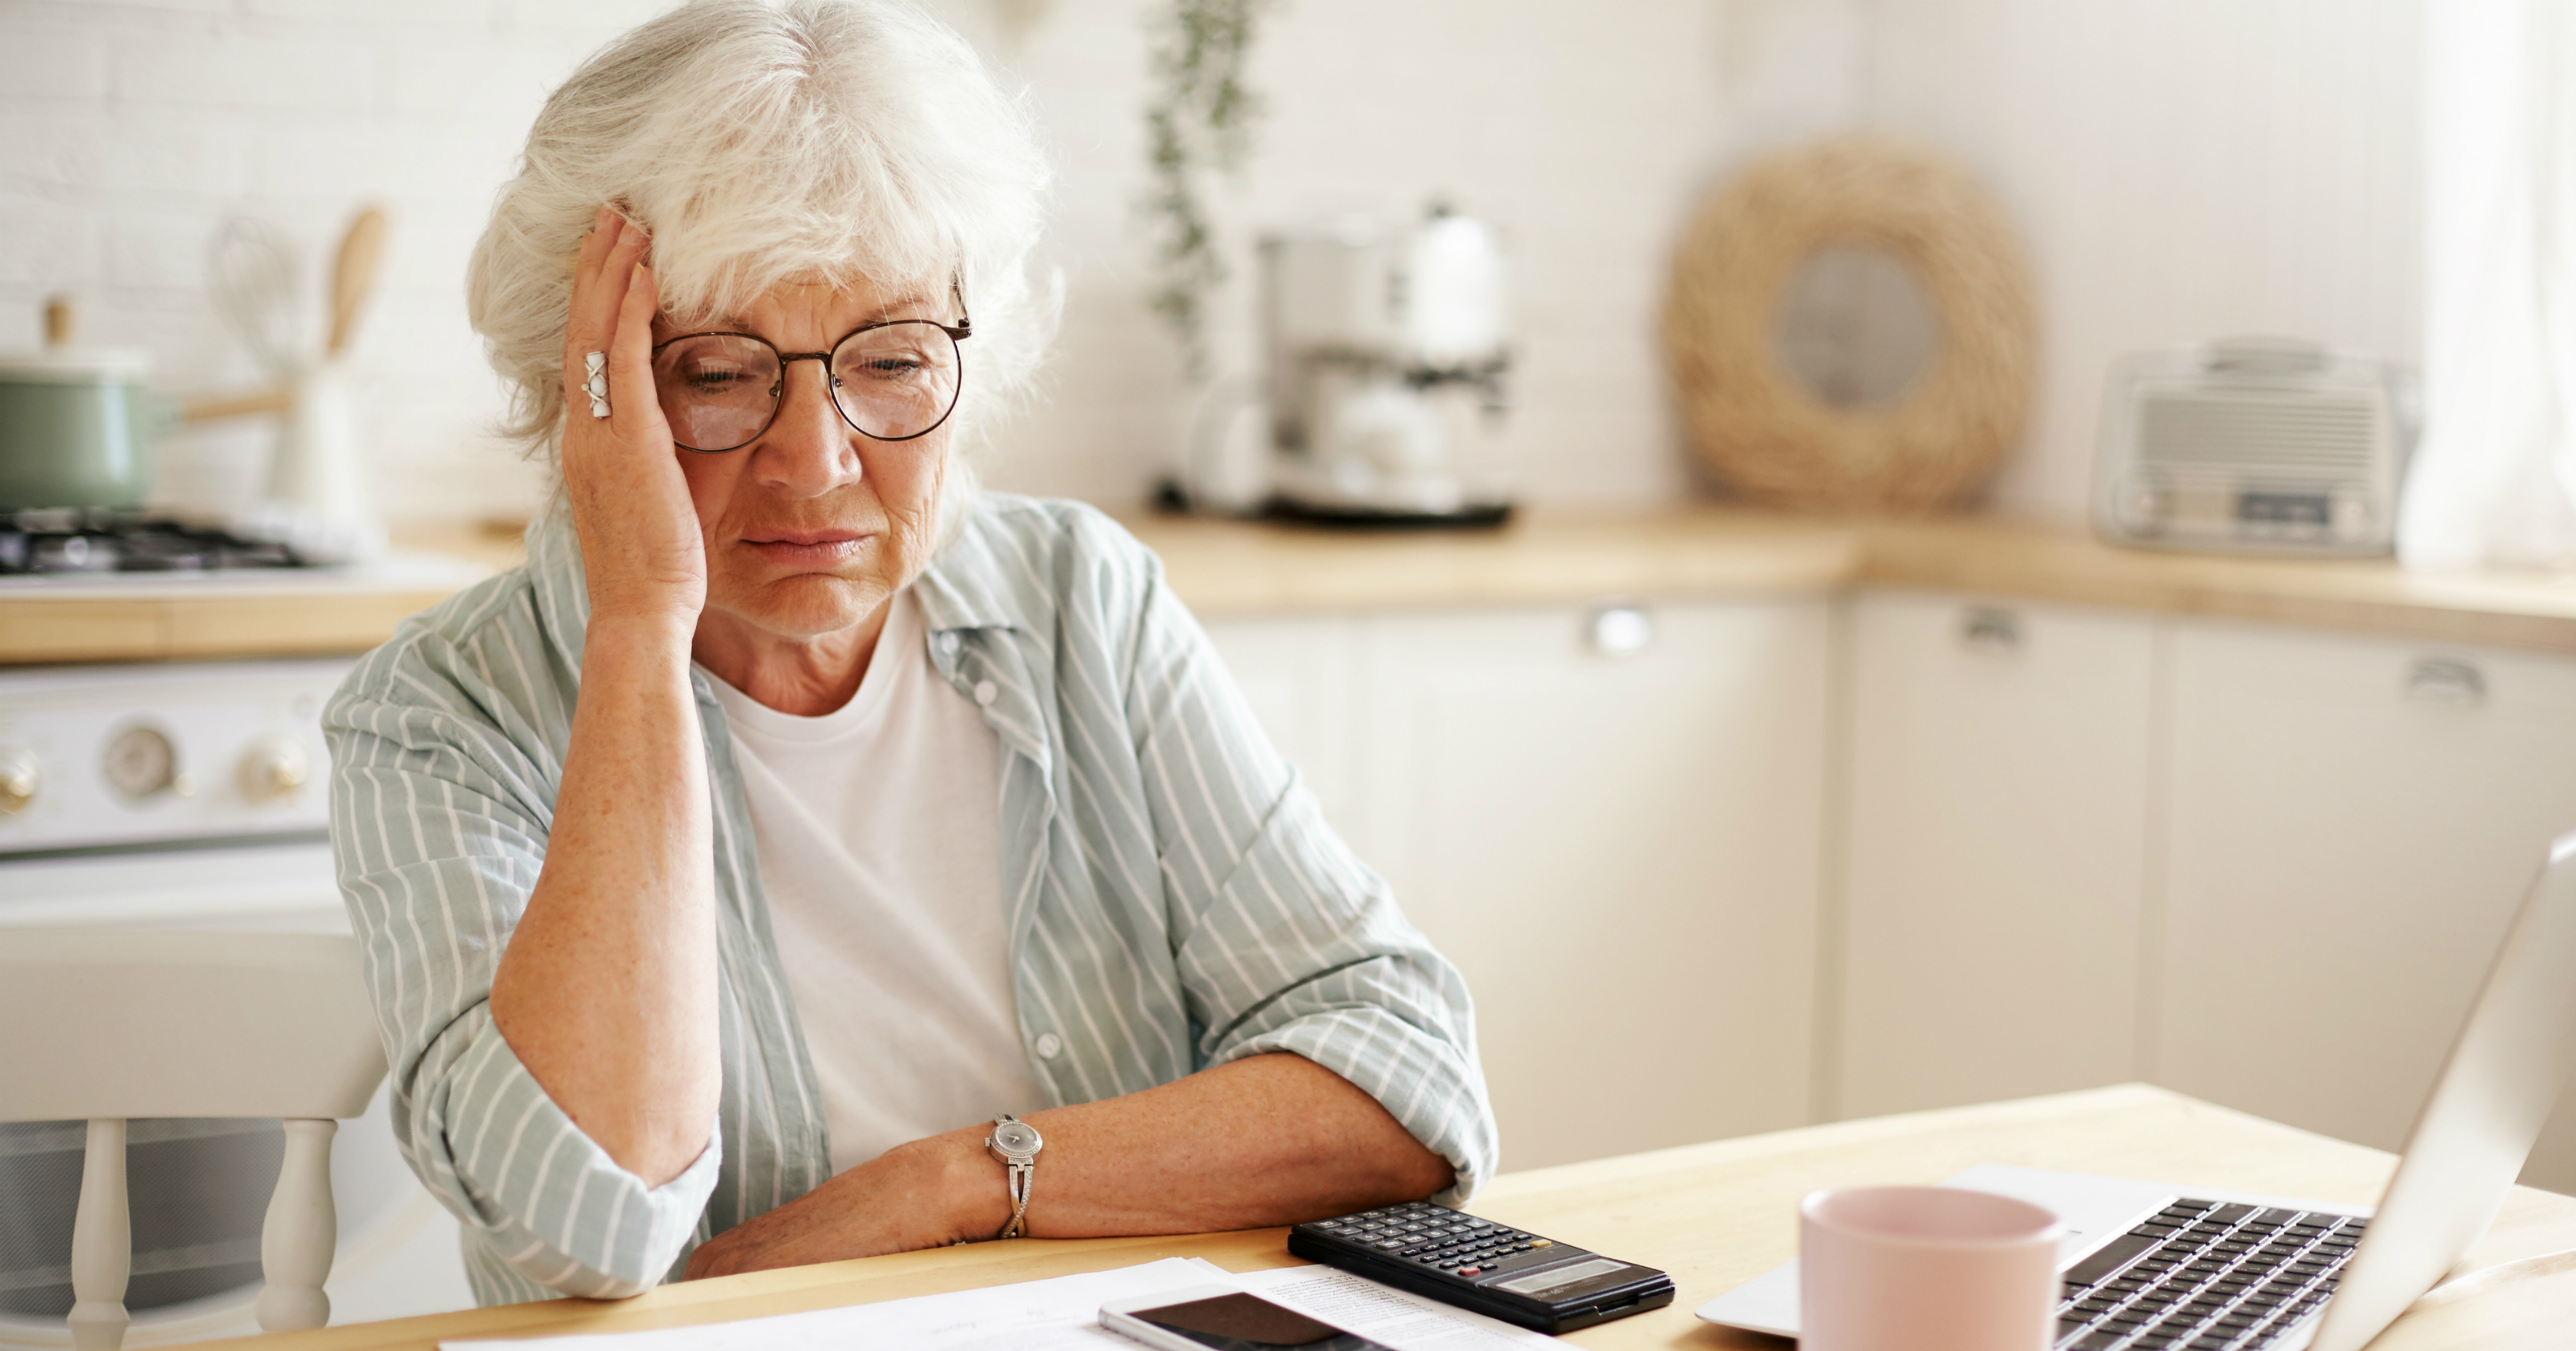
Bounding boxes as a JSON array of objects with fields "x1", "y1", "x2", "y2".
[{"x1": 1141, "y1": 0, "x2": 1270, "y2": 380}]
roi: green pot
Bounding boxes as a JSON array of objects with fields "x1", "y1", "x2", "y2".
[{"x1": 0, "y1": 349, "x2": 168, "y2": 511}]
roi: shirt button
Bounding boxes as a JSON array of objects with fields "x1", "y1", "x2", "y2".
[
  {"x1": 974, "y1": 680, "x2": 998, "y2": 706},
  {"x1": 1035, "y1": 1033, "x2": 1062, "y2": 1059}
]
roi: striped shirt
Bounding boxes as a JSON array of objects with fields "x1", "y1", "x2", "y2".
[{"x1": 324, "y1": 494, "x2": 1497, "y2": 1306}]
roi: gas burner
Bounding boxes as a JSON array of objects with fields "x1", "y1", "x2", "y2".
[{"x1": 0, "y1": 510, "x2": 312, "y2": 575}]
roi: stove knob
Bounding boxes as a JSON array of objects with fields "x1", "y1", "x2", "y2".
[
  {"x1": 103, "y1": 724, "x2": 178, "y2": 800},
  {"x1": 0, "y1": 749, "x2": 37, "y2": 816},
  {"x1": 239, "y1": 734, "x2": 311, "y2": 804}
]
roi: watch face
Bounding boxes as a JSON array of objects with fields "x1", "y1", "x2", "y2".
[{"x1": 992, "y1": 1120, "x2": 1041, "y2": 1156}]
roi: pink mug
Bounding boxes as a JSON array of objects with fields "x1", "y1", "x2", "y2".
[{"x1": 1800, "y1": 1186, "x2": 2062, "y2": 1351}]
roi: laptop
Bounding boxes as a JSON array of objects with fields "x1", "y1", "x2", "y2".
[{"x1": 1697, "y1": 827, "x2": 2576, "y2": 1351}]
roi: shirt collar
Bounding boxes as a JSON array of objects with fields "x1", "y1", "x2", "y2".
[{"x1": 911, "y1": 499, "x2": 1030, "y2": 636}]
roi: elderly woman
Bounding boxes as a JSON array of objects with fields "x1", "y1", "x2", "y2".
[{"x1": 325, "y1": 0, "x2": 1493, "y2": 1307}]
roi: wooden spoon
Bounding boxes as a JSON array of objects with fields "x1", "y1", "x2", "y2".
[{"x1": 326, "y1": 206, "x2": 387, "y2": 358}]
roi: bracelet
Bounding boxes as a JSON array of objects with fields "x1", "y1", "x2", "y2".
[{"x1": 986, "y1": 1114, "x2": 1042, "y2": 1240}]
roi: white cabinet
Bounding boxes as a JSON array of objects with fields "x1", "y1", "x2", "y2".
[
  {"x1": 2154, "y1": 621, "x2": 2576, "y2": 1159},
  {"x1": 1198, "y1": 614, "x2": 1363, "y2": 850},
  {"x1": 1204, "y1": 599, "x2": 1832, "y2": 1172},
  {"x1": 1203, "y1": 587, "x2": 2576, "y2": 1195},
  {"x1": 1360, "y1": 601, "x2": 1829, "y2": 1169},
  {"x1": 1836, "y1": 592, "x2": 2159, "y2": 1118}
]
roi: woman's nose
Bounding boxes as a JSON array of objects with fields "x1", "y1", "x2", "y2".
[{"x1": 750, "y1": 358, "x2": 862, "y2": 494}]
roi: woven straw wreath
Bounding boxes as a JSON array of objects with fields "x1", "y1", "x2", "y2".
[{"x1": 1662, "y1": 136, "x2": 2036, "y2": 512}]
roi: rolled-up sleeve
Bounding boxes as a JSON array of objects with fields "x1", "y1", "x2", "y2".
[
  {"x1": 1120, "y1": 564, "x2": 1500, "y2": 1202},
  {"x1": 326, "y1": 645, "x2": 717, "y2": 1298}
]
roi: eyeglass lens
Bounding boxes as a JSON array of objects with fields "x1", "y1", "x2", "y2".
[{"x1": 651, "y1": 322, "x2": 963, "y2": 452}]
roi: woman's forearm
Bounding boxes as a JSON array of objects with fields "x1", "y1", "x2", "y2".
[
  {"x1": 682, "y1": 1052, "x2": 1453, "y2": 1277},
  {"x1": 489, "y1": 615, "x2": 719, "y2": 1186},
  {"x1": 1000, "y1": 1052, "x2": 1454, "y2": 1235}
]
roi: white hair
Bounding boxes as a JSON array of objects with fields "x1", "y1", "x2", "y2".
[{"x1": 466, "y1": 0, "x2": 1055, "y2": 515}]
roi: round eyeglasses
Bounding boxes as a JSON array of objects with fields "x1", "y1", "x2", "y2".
[{"x1": 649, "y1": 314, "x2": 971, "y2": 453}]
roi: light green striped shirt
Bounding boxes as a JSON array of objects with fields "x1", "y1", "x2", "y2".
[{"x1": 324, "y1": 495, "x2": 1497, "y2": 1307}]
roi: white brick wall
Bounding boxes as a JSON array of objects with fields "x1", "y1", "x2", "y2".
[
  {"x1": 1867, "y1": 0, "x2": 2426, "y2": 525},
  {"x1": 0, "y1": 0, "x2": 2428, "y2": 528},
  {"x1": 0, "y1": 0, "x2": 659, "y2": 525},
  {"x1": 944, "y1": 0, "x2": 1856, "y2": 509},
  {"x1": 3, "y1": 0, "x2": 1836, "y2": 525}
]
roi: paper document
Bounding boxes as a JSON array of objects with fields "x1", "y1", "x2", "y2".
[
  {"x1": 440, "y1": 1257, "x2": 1229, "y2": 1351},
  {"x1": 1233, "y1": 1264, "x2": 1558, "y2": 1349},
  {"x1": 440, "y1": 1255, "x2": 1557, "y2": 1351}
]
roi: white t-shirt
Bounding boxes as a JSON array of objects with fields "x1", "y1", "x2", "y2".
[{"x1": 705, "y1": 589, "x2": 1045, "y2": 1176}]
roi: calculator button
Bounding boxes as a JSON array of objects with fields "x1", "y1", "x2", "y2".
[{"x1": 1530, "y1": 1239, "x2": 1552, "y2": 1248}]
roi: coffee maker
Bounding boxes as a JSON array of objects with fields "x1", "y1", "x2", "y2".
[{"x1": 1258, "y1": 203, "x2": 1514, "y2": 525}]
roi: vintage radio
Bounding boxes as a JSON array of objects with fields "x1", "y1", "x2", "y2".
[{"x1": 2093, "y1": 337, "x2": 2413, "y2": 556}]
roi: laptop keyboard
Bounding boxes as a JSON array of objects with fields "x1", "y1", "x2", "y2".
[{"x1": 2055, "y1": 1197, "x2": 2367, "y2": 1349}]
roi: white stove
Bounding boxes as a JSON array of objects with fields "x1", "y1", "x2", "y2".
[
  {"x1": 0, "y1": 657, "x2": 473, "y2": 1345},
  {"x1": 0, "y1": 660, "x2": 339, "y2": 859}
]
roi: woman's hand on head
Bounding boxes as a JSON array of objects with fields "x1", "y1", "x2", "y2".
[{"x1": 561, "y1": 205, "x2": 705, "y2": 635}]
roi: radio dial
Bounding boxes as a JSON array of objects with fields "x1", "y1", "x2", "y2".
[
  {"x1": 239, "y1": 734, "x2": 312, "y2": 805},
  {"x1": 0, "y1": 749, "x2": 38, "y2": 816}
]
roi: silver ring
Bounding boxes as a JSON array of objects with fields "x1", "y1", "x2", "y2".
[{"x1": 584, "y1": 351, "x2": 610, "y2": 419}]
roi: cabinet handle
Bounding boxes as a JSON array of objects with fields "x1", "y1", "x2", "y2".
[
  {"x1": 2404, "y1": 657, "x2": 2486, "y2": 708},
  {"x1": 1959, "y1": 605, "x2": 2022, "y2": 655},
  {"x1": 1587, "y1": 604, "x2": 1654, "y2": 657}
]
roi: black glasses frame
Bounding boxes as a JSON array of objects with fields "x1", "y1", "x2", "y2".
[{"x1": 649, "y1": 299, "x2": 973, "y2": 453}]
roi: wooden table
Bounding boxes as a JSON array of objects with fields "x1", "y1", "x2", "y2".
[{"x1": 196, "y1": 1085, "x2": 2576, "y2": 1350}]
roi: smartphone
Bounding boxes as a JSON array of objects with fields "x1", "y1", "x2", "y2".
[{"x1": 1099, "y1": 1283, "x2": 1399, "y2": 1351}]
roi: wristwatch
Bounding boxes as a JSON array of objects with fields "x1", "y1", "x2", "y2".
[{"x1": 986, "y1": 1114, "x2": 1042, "y2": 1239}]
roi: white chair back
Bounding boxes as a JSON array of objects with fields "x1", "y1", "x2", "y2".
[{"x1": 0, "y1": 931, "x2": 385, "y2": 1350}]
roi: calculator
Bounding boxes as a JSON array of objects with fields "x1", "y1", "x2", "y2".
[{"x1": 1286, "y1": 1199, "x2": 1675, "y2": 1333}]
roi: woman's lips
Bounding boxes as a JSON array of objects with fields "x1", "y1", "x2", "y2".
[{"x1": 744, "y1": 530, "x2": 873, "y2": 569}]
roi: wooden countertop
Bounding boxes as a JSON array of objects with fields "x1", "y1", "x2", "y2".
[
  {"x1": 12, "y1": 509, "x2": 2576, "y2": 663},
  {"x1": 1851, "y1": 518, "x2": 2576, "y2": 655},
  {"x1": 187, "y1": 1084, "x2": 2576, "y2": 1350},
  {"x1": 1130, "y1": 509, "x2": 2576, "y2": 654},
  {"x1": 0, "y1": 523, "x2": 517, "y2": 666}
]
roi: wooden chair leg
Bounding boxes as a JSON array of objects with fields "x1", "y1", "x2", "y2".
[
  {"x1": 255, "y1": 1118, "x2": 338, "y2": 1333},
  {"x1": 67, "y1": 1118, "x2": 129, "y2": 1351}
]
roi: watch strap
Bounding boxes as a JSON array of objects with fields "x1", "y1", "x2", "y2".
[{"x1": 989, "y1": 1114, "x2": 1036, "y2": 1240}]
